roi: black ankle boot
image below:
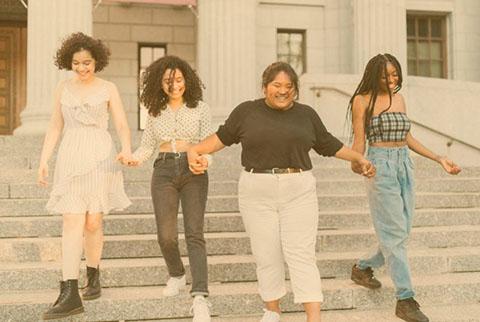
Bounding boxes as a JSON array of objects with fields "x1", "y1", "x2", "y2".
[
  {"x1": 81, "y1": 266, "x2": 101, "y2": 300},
  {"x1": 43, "y1": 279, "x2": 84, "y2": 320}
]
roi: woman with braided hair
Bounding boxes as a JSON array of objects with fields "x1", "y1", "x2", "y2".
[{"x1": 347, "y1": 53, "x2": 461, "y2": 322}]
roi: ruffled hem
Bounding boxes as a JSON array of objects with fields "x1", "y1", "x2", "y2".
[{"x1": 46, "y1": 192, "x2": 131, "y2": 215}]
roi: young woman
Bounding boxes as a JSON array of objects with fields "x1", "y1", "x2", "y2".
[
  {"x1": 347, "y1": 53, "x2": 461, "y2": 322},
  {"x1": 187, "y1": 61, "x2": 375, "y2": 322},
  {"x1": 127, "y1": 55, "x2": 213, "y2": 321},
  {"x1": 38, "y1": 32, "x2": 132, "y2": 319}
]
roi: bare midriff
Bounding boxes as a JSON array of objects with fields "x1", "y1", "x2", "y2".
[
  {"x1": 370, "y1": 141, "x2": 407, "y2": 148},
  {"x1": 158, "y1": 140, "x2": 192, "y2": 153}
]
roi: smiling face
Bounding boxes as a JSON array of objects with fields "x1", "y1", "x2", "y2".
[
  {"x1": 71, "y1": 49, "x2": 96, "y2": 82},
  {"x1": 162, "y1": 68, "x2": 186, "y2": 103},
  {"x1": 263, "y1": 71, "x2": 296, "y2": 110},
  {"x1": 379, "y1": 62, "x2": 399, "y2": 93}
]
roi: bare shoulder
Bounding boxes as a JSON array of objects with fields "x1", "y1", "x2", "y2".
[
  {"x1": 98, "y1": 78, "x2": 118, "y2": 94},
  {"x1": 352, "y1": 94, "x2": 369, "y2": 113},
  {"x1": 395, "y1": 92, "x2": 407, "y2": 112}
]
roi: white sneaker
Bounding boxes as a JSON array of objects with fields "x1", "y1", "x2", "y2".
[
  {"x1": 162, "y1": 275, "x2": 186, "y2": 296},
  {"x1": 190, "y1": 295, "x2": 212, "y2": 322},
  {"x1": 260, "y1": 309, "x2": 280, "y2": 322}
]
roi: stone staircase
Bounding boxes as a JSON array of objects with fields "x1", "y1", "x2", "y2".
[{"x1": 1, "y1": 135, "x2": 480, "y2": 322}]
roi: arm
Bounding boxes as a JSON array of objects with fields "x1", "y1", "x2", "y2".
[
  {"x1": 130, "y1": 113, "x2": 157, "y2": 166},
  {"x1": 350, "y1": 95, "x2": 368, "y2": 174},
  {"x1": 335, "y1": 146, "x2": 375, "y2": 178},
  {"x1": 188, "y1": 134, "x2": 225, "y2": 174},
  {"x1": 108, "y1": 82, "x2": 132, "y2": 163},
  {"x1": 406, "y1": 132, "x2": 461, "y2": 175},
  {"x1": 197, "y1": 101, "x2": 214, "y2": 167},
  {"x1": 38, "y1": 82, "x2": 65, "y2": 186}
]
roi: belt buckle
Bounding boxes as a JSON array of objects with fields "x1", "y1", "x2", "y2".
[
  {"x1": 271, "y1": 167, "x2": 280, "y2": 174},
  {"x1": 174, "y1": 152, "x2": 182, "y2": 159}
]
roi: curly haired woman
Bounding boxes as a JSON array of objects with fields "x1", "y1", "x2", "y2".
[
  {"x1": 38, "y1": 32, "x2": 132, "y2": 319},
  {"x1": 127, "y1": 55, "x2": 213, "y2": 321}
]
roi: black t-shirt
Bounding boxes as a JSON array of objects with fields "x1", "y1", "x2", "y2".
[{"x1": 216, "y1": 99, "x2": 343, "y2": 170}]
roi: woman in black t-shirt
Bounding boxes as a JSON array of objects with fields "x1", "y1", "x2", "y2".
[{"x1": 187, "y1": 62, "x2": 375, "y2": 322}]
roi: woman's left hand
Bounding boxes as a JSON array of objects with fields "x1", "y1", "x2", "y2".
[{"x1": 439, "y1": 157, "x2": 461, "y2": 175}]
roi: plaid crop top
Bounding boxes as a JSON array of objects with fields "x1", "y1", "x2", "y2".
[{"x1": 367, "y1": 112, "x2": 411, "y2": 143}]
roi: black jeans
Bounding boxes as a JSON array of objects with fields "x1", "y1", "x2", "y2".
[{"x1": 151, "y1": 152, "x2": 209, "y2": 296}]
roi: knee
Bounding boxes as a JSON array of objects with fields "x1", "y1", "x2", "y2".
[
  {"x1": 157, "y1": 232, "x2": 179, "y2": 249},
  {"x1": 84, "y1": 217, "x2": 103, "y2": 233}
]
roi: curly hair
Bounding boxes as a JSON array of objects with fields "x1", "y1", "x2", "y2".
[
  {"x1": 54, "y1": 32, "x2": 110, "y2": 72},
  {"x1": 345, "y1": 53, "x2": 403, "y2": 141},
  {"x1": 140, "y1": 55, "x2": 203, "y2": 117},
  {"x1": 262, "y1": 61, "x2": 299, "y2": 99}
]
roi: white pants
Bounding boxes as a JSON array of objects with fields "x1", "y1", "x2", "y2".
[{"x1": 238, "y1": 170, "x2": 324, "y2": 304}]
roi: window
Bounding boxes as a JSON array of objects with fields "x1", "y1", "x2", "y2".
[
  {"x1": 277, "y1": 29, "x2": 306, "y2": 75},
  {"x1": 407, "y1": 14, "x2": 447, "y2": 78},
  {"x1": 138, "y1": 44, "x2": 166, "y2": 130}
]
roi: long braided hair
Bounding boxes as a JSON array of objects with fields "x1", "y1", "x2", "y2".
[
  {"x1": 346, "y1": 53, "x2": 403, "y2": 142},
  {"x1": 140, "y1": 55, "x2": 204, "y2": 117}
]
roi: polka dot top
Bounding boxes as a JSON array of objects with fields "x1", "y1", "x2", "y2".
[{"x1": 133, "y1": 101, "x2": 213, "y2": 163}]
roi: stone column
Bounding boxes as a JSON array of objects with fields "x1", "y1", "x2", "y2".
[
  {"x1": 14, "y1": 0, "x2": 92, "y2": 135},
  {"x1": 352, "y1": 0, "x2": 407, "y2": 73},
  {"x1": 196, "y1": 0, "x2": 256, "y2": 120}
]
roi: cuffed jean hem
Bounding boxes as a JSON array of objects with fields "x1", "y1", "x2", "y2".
[
  {"x1": 191, "y1": 291, "x2": 209, "y2": 297},
  {"x1": 259, "y1": 289, "x2": 287, "y2": 302},
  {"x1": 397, "y1": 291, "x2": 415, "y2": 300},
  {"x1": 293, "y1": 295, "x2": 324, "y2": 304}
]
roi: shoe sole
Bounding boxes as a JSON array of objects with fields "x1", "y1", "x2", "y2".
[
  {"x1": 351, "y1": 277, "x2": 382, "y2": 289},
  {"x1": 82, "y1": 291, "x2": 101, "y2": 301},
  {"x1": 395, "y1": 312, "x2": 430, "y2": 322},
  {"x1": 42, "y1": 306, "x2": 85, "y2": 320}
]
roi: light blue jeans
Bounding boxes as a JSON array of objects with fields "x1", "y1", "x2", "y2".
[{"x1": 357, "y1": 146, "x2": 415, "y2": 300}]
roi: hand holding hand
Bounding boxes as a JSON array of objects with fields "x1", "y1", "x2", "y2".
[
  {"x1": 116, "y1": 150, "x2": 133, "y2": 166},
  {"x1": 187, "y1": 148, "x2": 206, "y2": 175},
  {"x1": 350, "y1": 161, "x2": 363, "y2": 175},
  {"x1": 355, "y1": 158, "x2": 376, "y2": 178},
  {"x1": 37, "y1": 163, "x2": 49, "y2": 187},
  {"x1": 439, "y1": 157, "x2": 461, "y2": 175}
]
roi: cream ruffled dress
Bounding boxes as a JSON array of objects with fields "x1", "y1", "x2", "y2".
[{"x1": 46, "y1": 82, "x2": 131, "y2": 214}]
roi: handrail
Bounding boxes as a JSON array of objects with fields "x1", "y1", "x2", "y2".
[{"x1": 309, "y1": 86, "x2": 480, "y2": 152}]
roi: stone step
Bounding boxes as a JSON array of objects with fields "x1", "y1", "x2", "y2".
[
  {"x1": 2, "y1": 247, "x2": 480, "y2": 291},
  {"x1": 2, "y1": 225, "x2": 480, "y2": 263},
  {"x1": 205, "y1": 304, "x2": 480, "y2": 322},
  {"x1": 3, "y1": 177, "x2": 480, "y2": 199},
  {"x1": 1, "y1": 192, "x2": 479, "y2": 217},
  {"x1": 2, "y1": 165, "x2": 479, "y2": 184},
  {"x1": 1, "y1": 272, "x2": 479, "y2": 321},
  {"x1": 1, "y1": 208, "x2": 480, "y2": 238}
]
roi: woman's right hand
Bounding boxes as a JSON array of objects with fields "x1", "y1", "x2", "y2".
[{"x1": 37, "y1": 163, "x2": 49, "y2": 187}]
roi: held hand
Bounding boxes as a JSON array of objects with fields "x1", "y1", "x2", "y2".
[
  {"x1": 350, "y1": 161, "x2": 363, "y2": 175},
  {"x1": 356, "y1": 158, "x2": 376, "y2": 178},
  {"x1": 116, "y1": 150, "x2": 132, "y2": 165},
  {"x1": 439, "y1": 157, "x2": 462, "y2": 175},
  {"x1": 190, "y1": 155, "x2": 209, "y2": 174},
  {"x1": 37, "y1": 163, "x2": 49, "y2": 187},
  {"x1": 187, "y1": 148, "x2": 204, "y2": 175}
]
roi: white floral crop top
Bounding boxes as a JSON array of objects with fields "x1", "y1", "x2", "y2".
[{"x1": 133, "y1": 101, "x2": 213, "y2": 163}]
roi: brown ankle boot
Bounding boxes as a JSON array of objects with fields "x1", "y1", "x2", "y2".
[
  {"x1": 395, "y1": 298, "x2": 429, "y2": 322},
  {"x1": 351, "y1": 264, "x2": 382, "y2": 289},
  {"x1": 43, "y1": 280, "x2": 84, "y2": 320},
  {"x1": 81, "y1": 266, "x2": 101, "y2": 300}
]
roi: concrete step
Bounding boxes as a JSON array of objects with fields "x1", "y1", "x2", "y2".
[
  {"x1": 205, "y1": 304, "x2": 480, "y2": 322},
  {"x1": 1, "y1": 272, "x2": 479, "y2": 321},
  {"x1": 1, "y1": 192, "x2": 479, "y2": 217},
  {"x1": 2, "y1": 208, "x2": 480, "y2": 238},
  {"x1": 3, "y1": 225, "x2": 480, "y2": 263},
  {"x1": 2, "y1": 247, "x2": 480, "y2": 291},
  {"x1": 3, "y1": 177, "x2": 480, "y2": 199}
]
